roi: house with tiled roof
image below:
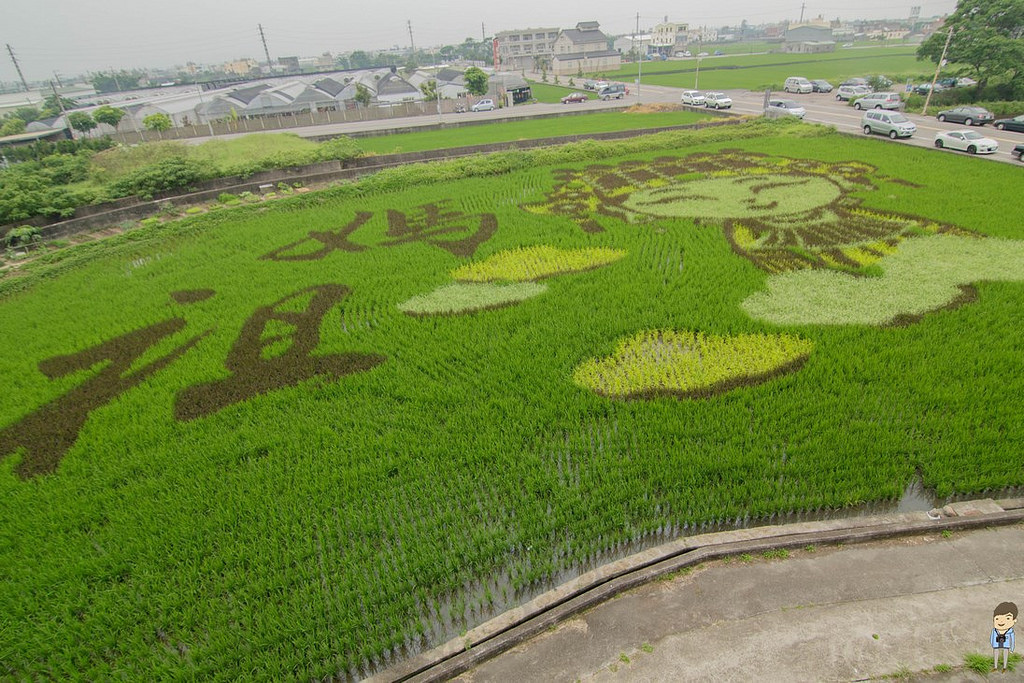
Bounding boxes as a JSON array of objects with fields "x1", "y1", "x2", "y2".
[{"x1": 550, "y1": 21, "x2": 621, "y2": 75}]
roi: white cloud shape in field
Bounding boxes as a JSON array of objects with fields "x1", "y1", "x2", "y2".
[{"x1": 742, "y1": 235, "x2": 1024, "y2": 326}]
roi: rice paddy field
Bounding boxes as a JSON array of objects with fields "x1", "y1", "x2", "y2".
[
  {"x1": 599, "y1": 46, "x2": 931, "y2": 90},
  {"x1": 1, "y1": 119, "x2": 1022, "y2": 679}
]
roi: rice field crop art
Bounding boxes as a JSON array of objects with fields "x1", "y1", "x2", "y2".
[{"x1": 0, "y1": 129, "x2": 1022, "y2": 680}]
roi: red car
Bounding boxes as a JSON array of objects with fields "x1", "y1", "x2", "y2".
[{"x1": 560, "y1": 92, "x2": 589, "y2": 104}]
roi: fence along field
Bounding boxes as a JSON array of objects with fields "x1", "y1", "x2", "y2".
[{"x1": 1, "y1": 125, "x2": 1022, "y2": 679}]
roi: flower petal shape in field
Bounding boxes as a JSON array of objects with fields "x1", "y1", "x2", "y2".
[
  {"x1": 742, "y1": 234, "x2": 1024, "y2": 327},
  {"x1": 574, "y1": 329, "x2": 813, "y2": 399},
  {"x1": 398, "y1": 282, "x2": 547, "y2": 316},
  {"x1": 451, "y1": 246, "x2": 626, "y2": 282}
]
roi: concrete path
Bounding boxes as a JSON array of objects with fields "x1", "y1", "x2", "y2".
[{"x1": 453, "y1": 524, "x2": 1024, "y2": 682}]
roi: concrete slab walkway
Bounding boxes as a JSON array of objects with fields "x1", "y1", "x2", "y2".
[{"x1": 454, "y1": 523, "x2": 1024, "y2": 682}]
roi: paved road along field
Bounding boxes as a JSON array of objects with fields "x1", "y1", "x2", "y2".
[{"x1": 187, "y1": 82, "x2": 1023, "y2": 168}]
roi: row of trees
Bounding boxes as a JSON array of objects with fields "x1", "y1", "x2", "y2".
[{"x1": 917, "y1": 0, "x2": 1024, "y2": 98}]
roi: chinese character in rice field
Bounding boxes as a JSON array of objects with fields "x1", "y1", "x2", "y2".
[
  {"x1": 175, "y1": 284, "x2": 385, "y2": 421},
  {"x1": 261, "y1": 202, "x2": 497, "y2": 262},
  {"x1": 383, "y1": 201, "x2": 497, "y2": 257},
  {"x1": 0, "y1": 316, "x2": 209, "y2": 478},
  {"x1": 524, "y1": 151, "x2": 972, "y2": 274},
  {"x1": 260, "y1": 211, "x2": 372, "y2": 261}
]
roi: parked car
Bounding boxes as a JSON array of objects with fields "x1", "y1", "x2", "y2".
[
  {"x1": 994, "y1": 115, "x2": 1024, "y2": 132},
  {"x1": 937, "y1": 106, "x2": 995, "y2": 126},
  {"x1": 840, "y1": 77, "x2": 870, "y2": 87},
  {"x1": 713, "y1": 50, "x2": 724, "y2": 56},
  {"x1": 957, "y1": 77, "x2": 977, "y2": 87},
  {"x1": 598, "y1": 83, "x2": 626, "y2": 100},
  {"x1": 704, "y1": 92, "x2": 732, "y2": 109},
  {"x1": 767, "y1": 98, "x2": 806, "y2": 118},
  {"x1": 594, "y1": 80, "x2": 609, "y2": 90},
  {"x1": 938, "y1": 77, "x2": 958, "y2": 89},
  {"x1": 582, "y1": 80, "x2": 597, "y2": 90},
  {"x1": 697, "y1": 51, "x2": 709, "y2": 57},
  {"x1": 853, "y1": 92, "x2": 902, "y2": 110},
  {"x1": 470, "y1": 99, "x2": 495, "y2": 112},
  {"x1": 680, "y1": 89, "x2": 706, "y2": 106},
  {"x1": 784, "y1": 76, "x2": 813, "y2": 94},
  {"x1": 811, "y1": 79, "x2": 834, "y2": 93},
  {"x1": 914, "y1": 83, "x2": 946, "y2": 95},
  {"x1": 676, "y1": 50, "x2": 692, "y2": 57},
  {"x1": 836, "y1": 85, "x2": 871, "y2": 101},
  {"x1": 862, "y1": 110, "x2": 916, "y2": 139},
  {"x1": 933, "y1": 130, "x2": 999, "y2": 155},
  {"x1": 560, "y1": 92, "x2": 589, "y2": 104},
  {"x1": 1013, "y1": 143, "x2": 1024, "y2": 161}
]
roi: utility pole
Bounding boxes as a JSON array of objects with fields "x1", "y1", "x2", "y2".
[
  {"x1": 109, "y1": 67, "x2": 121, "y2": 91},
  {"x1": 635, "y1": 12, "x2": 642, "y2": 101},
  {"x1": 53, "y1": 71, "x2": 63, "y2": 87},
  {"x1": 50, "y1": 80, "x2": 75, "y2": 140},
  {"x1": 407, "y1": 20, "x2": 415, "y2": 55},
  {"x1": 922, "y1": 27, "x2": 953, "y2": 115},
  {"x1": 6, "y1": 44, "x2": 30, "y2": 93},
  {"x1": 799, "y1": 2, "x2": 806, "y2": 23},
  {"x1": 481, "y1": 23, "x2": 485, "y2": 42},
  {"x1": 258, "y1": 24, "x2": 273, "y2": 72}
]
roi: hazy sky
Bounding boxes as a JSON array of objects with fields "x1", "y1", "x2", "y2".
[{"x1": 3, "y1": 0, "x2": 957, "y2": 82}]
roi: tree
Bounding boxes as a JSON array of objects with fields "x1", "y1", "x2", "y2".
[
  {"x1": 0, "y1": 118, "x2": 26, "y2": 137},
  {"x1": 92, "y1": 105, "x2": 126, "y2": 129},
  {"x1": 464, "y1": 66, "x2": 489, "y2": 96},
  {"x1": 349, "y1": 51, "x2": 373, "y2": 69},
  {"x1": 917, "y1": 0, "x2": 1024, "y2": 95},
  {"x1": 67, "y1": 111, "x2": 97, "y2": 134},
  {"x1": 11, "y1": 107, "x2": 41, "y2": 124},
  {"x1": 143, "y1": 113, "x2": 172, "y2": 131},
  {"x1": 90, "y1": 70, "x2": 145, "y2": 93},
  {"x1": 354, "y1": 83, "x2": 372, "y2": 107},
  {"x1": 420, "y1": 79, "x2": 438, "y2": 102},
  {"x1": 40, "y1": 94, "x2": 78, "y2": 119}
]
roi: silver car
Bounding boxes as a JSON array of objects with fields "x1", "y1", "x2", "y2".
[
  {"x1": 767, "y1": 98, "x2": 806, "y2": 119},
  {"x1": 862, "y1": 110, "x2": 916, "y2": 139}
]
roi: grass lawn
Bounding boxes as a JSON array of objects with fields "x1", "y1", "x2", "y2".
[{"x1": 354, "y1": 109, "x2": 716, "y2": 154}]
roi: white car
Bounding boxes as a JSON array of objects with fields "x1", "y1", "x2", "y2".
[
  {"x1": 767, "y1": 98, "x2": 806, "y2": 118},
  {"x1": 933, "y1": 130, "x2": 999, "y2": 155},
  {"x1": 680, "y1": 89, "x2": 706, "y2": 106},
  {"x1": 470, "y1": 99, "x2": 495, "y2": 112},
  {"x1": 704, "y1": 92, "x2": 732, "y2": 109}
]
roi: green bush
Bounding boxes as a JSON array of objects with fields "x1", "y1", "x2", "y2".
[
  {"x1": 4, "y1": 225, "x2": 41, "y2": 248},
  {"x1": 314, "y1": 135, "x2": 361, "y2": 162},
  {"x1": 108, "y1": 157, "x2": 213, "y2": 199}
]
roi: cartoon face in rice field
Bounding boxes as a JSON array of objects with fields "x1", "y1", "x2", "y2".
[{"x1": 523, "y1": 151, "x2": 969, "y2": 274}]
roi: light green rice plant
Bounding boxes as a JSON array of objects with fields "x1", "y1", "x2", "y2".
[
  {"x1": 452, "y1": 246, "x2": 626, "y2": 282},
  {"x1": 398, "y1": 282, "x2": 547, "y2": 315}
]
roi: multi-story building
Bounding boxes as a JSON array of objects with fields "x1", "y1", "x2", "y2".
[
  {"x1": 494, "y1": 27, "x2": 559, "y2": 71},
  {"x1": 650, "y1": 22, "x2": 689, "y2": 57},
  {"x1": 550, "y1": 21, "x2": 621, "y2": 75}
]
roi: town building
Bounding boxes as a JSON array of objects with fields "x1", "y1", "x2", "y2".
[
  {"x1": 783, "y1": 20, "x2": 836, "y2": 53},
  {"x1": 494, "y1": 27, "x2": 559, "y2": 71},
  {"x1": 650, "y1": 22, "x2": 689, "y2": 57},
  {"x1": 550, "y1": 22, "x2": 621, "y2": 75}
]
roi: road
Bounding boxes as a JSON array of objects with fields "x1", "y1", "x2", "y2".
[
  {"x1": 723, "y1": 89, "x2": 1024, "y2": 165},
  {"x1": 188, "y1": 82, "x2": 1024, "y2": 168}
]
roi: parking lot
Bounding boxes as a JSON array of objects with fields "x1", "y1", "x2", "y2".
[{"x1": 721, "y1": 88, "x2": 1024, "y2": 165}]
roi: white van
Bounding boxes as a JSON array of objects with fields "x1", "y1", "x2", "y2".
[
  {"x1": 784, "y1": 77, "x2": 813, "y2": 94},
  {"x1": 598, "y1": 83, "x2": 626, "y2": 100}
]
